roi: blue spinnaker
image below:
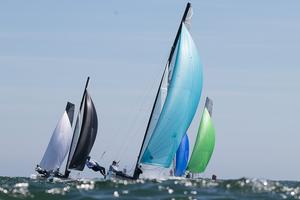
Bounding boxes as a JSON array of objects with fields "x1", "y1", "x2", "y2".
[
  {"x1": 175, "y1": 133, "x2": 189, "y2": 176},
  {"x1": 141, "y1": 23, "x2": 203, "y2": 167}
]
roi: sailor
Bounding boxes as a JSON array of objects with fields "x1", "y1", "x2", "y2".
[
  {"x1": 169, "y1": 169, "x2": 174, "y2": 176},
  {"x1": 133, "y1": 164, "x2": 143, "y2": 179},
  {"x1": 35, "y1": 164, "x2": 50, "y2": 177},
  {"x1": 186, "y1": 171, "x2": 191, "y2": 178},
  {"x1": 212, "y1": 174, "x2": 217, "y2": 181},
  {"x1": 86, "y1": 156, "x2": 106, "y2": 178},
  {"x1": 53, "y1": 168, "x2": 65, "y2": 178},
  {"x1": 107, "y1": 160, "x2": 120, "y2": 177}
]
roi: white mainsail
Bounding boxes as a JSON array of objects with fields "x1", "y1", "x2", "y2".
[{"x1": 39, "y1": 111, "x2": 73, "y2": 171}]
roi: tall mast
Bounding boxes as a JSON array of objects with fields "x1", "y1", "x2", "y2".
[
  {"x1": 133, "y1": 3, "x2": 192, "y2": 178},
  {"x1": 167, "y1": 2, "x2": 191, "y2": 64},
  {"x1": 64, "y1": 77, "x2": 90, "y2": 177}
]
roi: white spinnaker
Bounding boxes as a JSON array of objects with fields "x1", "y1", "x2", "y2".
[
  {"x1": 39, "y1": 112, "x2": 73, "y2": 171},
  {"x1": 184, "y1": 6, "x2": 193, "y2": 30}
]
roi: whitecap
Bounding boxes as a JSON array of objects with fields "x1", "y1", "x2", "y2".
[
  {"x1": 113, "y1": 191, "x2": 119, "y2": 197},
  {"x1": 12, "y1": 182, "x2": 32, "y2": 198}
]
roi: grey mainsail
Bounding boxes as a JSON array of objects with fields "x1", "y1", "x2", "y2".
[{"x1": 39, "y1": 102, "x2": 75, "y2": 171}]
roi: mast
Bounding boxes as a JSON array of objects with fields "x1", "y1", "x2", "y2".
[
  {"x1": 167, "y1": 2, "x2": 191, "y2": 64},
  {"x1": 64, "y1": 77, "x2": 90, "y2": 177},
  {"x1": 133, "y1": 2, "x2": 192, "y2": 178}
]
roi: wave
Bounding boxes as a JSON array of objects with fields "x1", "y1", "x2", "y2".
[{"x1": 0, "y1": 176, "x2": 299, "y2": 199}]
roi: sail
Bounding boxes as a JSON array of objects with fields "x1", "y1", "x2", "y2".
[
  {"x1": 67, "y1": 90, "x2": 98, "y2": 171},
  {"x1": 174, "y1": 133, "x2": 189, "y2": 176},
  {"x1": 39, "y1": 102, "x2": 75, "y2": 171},
  {"x1": 187, "y1": 97, "x2": 215, "y2": 173},
  {"x1": 140, "y1": 23, "x2": 203, "y2": 167},
  {"x1": 139, "y1": 64, "x2": 169, "y2": 159}
]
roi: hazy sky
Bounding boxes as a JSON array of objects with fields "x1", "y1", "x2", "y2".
[{"x1": 1, "y1": 0, "x2": 300, "y2": 181}]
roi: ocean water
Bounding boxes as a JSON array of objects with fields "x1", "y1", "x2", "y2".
[{"x1": 0, "y1": 176, "x2": 299, "y2": 200}]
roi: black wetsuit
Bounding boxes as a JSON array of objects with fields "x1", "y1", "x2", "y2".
[
  {"x1": 133, "y1": 166, "x2": 143, "y2": 179},
  {"x1": 35, "y1": 165, "x2": 50, "y2": 177}
]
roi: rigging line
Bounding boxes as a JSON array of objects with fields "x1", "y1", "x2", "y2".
[
  {"x1": 99, "y1": 151, "x2": 106, "y2": 160},
  {"x1": 114, "y1": 65, "x2": 165, "y2": 161}
]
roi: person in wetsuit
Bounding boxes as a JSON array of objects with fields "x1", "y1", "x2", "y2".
[
  {"x1": 107, "y1": 160, "x2": 120, "y2": 177},
  {"x1": 86, "y1": 156, "x2": 106, "y2": 178},
  {"x1": 212, "y1": 174, "x2": 217, "y2": 181},
  {"x1": 133, "y1": 165, "x2": 143, "y2": 179},
  {"x1": 35, "y1": 164, "x2": 50, "y2": 177},
  {"x1": 107, "y1": 160, "x2": 130, "y2": 179}
]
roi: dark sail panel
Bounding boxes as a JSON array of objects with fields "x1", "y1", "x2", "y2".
[
  {"x1": 205, "y1": 97, "x2": 213, "y2": 117},
  {"x1": 66, "y1": 102, "x2": 75, "y2": 125},
  {"x1": 68, "y1": 91, "x2": 98, "y2": 170}
]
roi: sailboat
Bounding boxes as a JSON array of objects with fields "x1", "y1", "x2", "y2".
[
  {"x1": 37, "y1": 102, "x2": 75, "y2": 176},
  {"x1": 64, "y1": 77, "x2": 98, "y2": 178},
  {"x1": 186, "y1": 97, "x2": 215, "y2": 176},
  {"x1": 122, "y1": 2, "x2": 203, "y2": 179},
  {"x1": 174, "y1": 133, "x2": 189, "y2": 177},
  {"x1": 36, "y1": 77, "x2": 99, "y2": 178},
  {"x1": 173, "y1": 97, "x2": 215, "y2": 178}
]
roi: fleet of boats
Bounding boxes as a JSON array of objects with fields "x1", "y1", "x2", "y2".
[
  {"x1": 35, "y1": 2, "x2": 216, "y2": 180},
  {"x1": 36, "y1": 77, "x2": 99, "y2": 178}
]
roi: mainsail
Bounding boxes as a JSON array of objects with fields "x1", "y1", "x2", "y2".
[
  {"x1": 187, "y1": 97, "x2": 215, "y2": 173},
  {"x1": 131, "y1": 3, "x2": 202, "y2": 178},
  {"x1": 174, "y1": 133, "x2": 189, "y2": 177},
  {"x1": 39, "y1": 102, "x2": 75, "y2": 171},
  {"x1": 66, "y1": 77, "x2": 98, "y2": 172}
]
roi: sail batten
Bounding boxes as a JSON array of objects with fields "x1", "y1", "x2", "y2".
[{"x1": 187, "y1": 97, "x2": 215, "y2": 173}]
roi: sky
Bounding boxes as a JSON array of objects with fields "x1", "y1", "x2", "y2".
[{"x1": 1, "y1": 0, "x2": 300, "y2": 181}]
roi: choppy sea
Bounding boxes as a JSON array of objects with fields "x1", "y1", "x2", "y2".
[{"x1": 0, "y1": 176, "x2": 299, "y2": 199}]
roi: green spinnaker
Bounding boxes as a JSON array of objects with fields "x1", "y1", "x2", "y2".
[{"x1": 187, "y1": 107, "x2": 215, "y2": 173}]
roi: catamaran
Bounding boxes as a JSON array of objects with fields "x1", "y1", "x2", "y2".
[
  {"x1": 114, "y1": 2, "x2": 203, "y2": 180},
  {"x1": 36, "y1": 77, "x2": 99, "y2": 178},
  {"x1": 174, "y1": 97, "x2": 216, "y2": 178}
]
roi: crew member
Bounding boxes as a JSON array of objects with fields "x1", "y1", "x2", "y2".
[
  {"x1": 35, "y1": 164, "x2": 50, "y2": 177},
  {"x1": 133, "y1": 164, "x2": 143, "y2": 179},
  {"x1": 86, "y1": 156, "x2": 106, "y2": 178}
]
